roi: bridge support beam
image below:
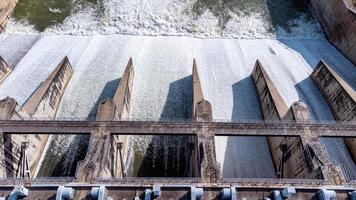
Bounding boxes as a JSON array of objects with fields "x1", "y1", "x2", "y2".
[
  {"x1": 0, "y1": 57, "x2": 74, "y2": 178},
  {"x1": 192, "y1": 60, "x2": 221, "y2": 183},
  {"x1": 76, "y1": 58, "x2": 134, "y2": 182},
  {"x1": 311, "y1": 60, "x2": 356, "y2": 163},
  {"x1": 251, "y1": 60, "x2": 327, "y2": 180},
  {"x1": 0, "y1": 56, "x2": 12, "y2": 84},
  {"x1": 0, "y1": 0, "x2": 19, "y2": 33}
]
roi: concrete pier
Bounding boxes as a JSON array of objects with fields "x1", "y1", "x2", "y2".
[
  {"x1": 311, "y1": 60, "x2": 356, "y2": 163},
  {"x1": 0, "y1": 57, "x2": 74, "y2": 178},
  {"x1": 288, "y1": 101, "x2": 347, "y2": 185},
  {"x1": 251, "y1": 60, "x2": 323, "y2": 179},
  {"x1": 192, "y1": 59, "x2": 221, "y2": 183},
  {"x1": 22, "y1": 56, "x2": 74, "y2": 118},
  {"x1": 0, "y1": 0, "x2": 18, "y2": 33},
  {"x1": 0, "y1": 56, "x2": 11, "y2": 84},
  {"x1": 76, "y1": 58, "x2": 134, "y2": 182}
]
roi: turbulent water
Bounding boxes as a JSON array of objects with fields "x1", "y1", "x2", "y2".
[
  {"x1": 1, "y1": 0, "x2": 355, "y2": 178},
  {"x1": 6, "y1": 0, "x2": 322, "y2": 38}
]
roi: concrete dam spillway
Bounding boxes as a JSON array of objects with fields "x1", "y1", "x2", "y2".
[{"x1": 0, "y1": 0, "x2": 355, "y2": 199}]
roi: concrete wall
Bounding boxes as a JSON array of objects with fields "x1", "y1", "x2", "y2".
[
  {"x1": 311, "y1": 60, "x2": 356, "y2": 121},
  {"x1": 0, "y1": 56, "x2": 11, "y2": 84},
  {"x1": 309, "y1": 0, "x2": 356, "y2": 65},
  {"x1": 113, "y1": 58, "x2": 134, "y2": 120},
  {"x1": 192, "y1": 59, "x2": 205, "y2": 119},
  {"x1": 23, "y1": 57, "x2": 74, "y2": 118},
  {"x1": 251, "y1": 60, "x2": 288, "y2": 120},
  {"x1": 0, "y1": 98, "x2": 43, "y2": 178},
  {"x1": 0, "y1": 0, "x2": 18, "y2": 33},
  {"x1": 0, "y1": 57, "x2": 74, "y2": 178},
  {"x1": 251, "y1": 60, "x2": 320, "y2": 179},
  {"x1": 192, "y1": 60, "x2": 221, "y2": 182},
  {"x1": 311, "y1": 60, "x2": 356, "y2": 162}
]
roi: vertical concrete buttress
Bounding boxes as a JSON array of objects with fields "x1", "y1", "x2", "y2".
[
  {"x1": 0, "y1": 0, "x2": 19, "y2": 33},
  {"x1": 113, "y1": 57, "x2": 134, "y2": 120},
  {"x1": 288, "y1": 101, "x2": 346, "y2": 184},
  {"x1": 311, "y1": 60, "x2": 356, "y2": 163},
  {"x1": 0, "y1": 56, "x2": 12, "y2": 84},
  {"x1": 192, "y1": 59, "x2": 221, "y2": 184},
  {"x1": 251, "y1": 60, "x2": 322, "y2": 179},
  {"x1": 76, "y1": 58, "x2": 134, "y2": 182},
  {"x1": 0, "y1": 56, "x2": 74, "y2": 178},
  {"x1": 23, "y1": 56, "x2": 74, "y2": 118}
]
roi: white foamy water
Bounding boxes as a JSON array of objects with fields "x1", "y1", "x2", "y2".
[
  {"x1": 5, "y1": 0, "x2": 324, "y2": 39},
  {"x1": 0, "y1": 34, "x2": 354, "y2": 178}
]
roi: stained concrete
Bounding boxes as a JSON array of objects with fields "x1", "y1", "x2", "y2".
[
  {"x1": 192, "y1": 60, "x2": 221, "y2": 184},
  {"x1": 251, "y1": 60, "x2": 325, "y2": 180},
  {"x1": 0, "y1": 57, "x2": 74, "y2": 178},
  {"x1": 311, "y1": 60, "x2": 356, "y2": 163},
  {"x1": 76, "y1": 58, "x2": 134, "y2": 182},
  {"x1": 0, "y1": 56, "x2": 11, "y2": 84},
  {"x1": 0, "y1": 0, "x2": 18, "y2": 32},
  {"x1": 22, "y1": 56, "x2": 74, "y2": 118}
]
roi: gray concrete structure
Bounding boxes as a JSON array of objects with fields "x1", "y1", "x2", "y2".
[
  {"x1": 311, "y1": 60, "x2": 356, "y2": 164},
  {"x1": 251, "y1": 60, "x2": 349, "y2": 184},
  {"x1": 192, "y1": 60, "x2": 221, "y2": 184},
  {"x1": 0, "y1": 0, "x2": 18, "y2": 33},
  {"x1": 251, "y1": 60, "x2": 316, "y2": 179},
  {"x1": 22, "y1": 56, "x2": 74, "y2": 118},
  {"x1": 75, "y1": 58, "x2": 134, "y2": 183},
  {"x1": 0, "y1": 57, "x2": 11, "y2": 84},
  {"x1": 0, "y1": 57, "x2": 74, "y2": 178}
]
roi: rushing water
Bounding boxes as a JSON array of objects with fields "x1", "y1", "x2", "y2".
[
  {"x1": 11, "y1": 0, "x2": 102, "y2": 31},
  {"x1": 3, "y1": 0, "x2": 341, "y2": 178},
  {"x1": 7, "y1": 0, "x2": 322, "y2": 38}
]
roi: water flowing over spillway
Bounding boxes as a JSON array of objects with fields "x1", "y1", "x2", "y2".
[
  {"x1": 0, "y1": 0, "x2": 355, "y2": 178},
  {"x1": 6, "y1": 0, "x2": 322, "y2": 39}
]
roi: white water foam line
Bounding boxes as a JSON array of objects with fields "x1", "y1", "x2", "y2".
[{"x1": 4, "y1": 0, "x2": 324, "y2": 39}]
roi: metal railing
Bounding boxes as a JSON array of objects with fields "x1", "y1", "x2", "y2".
[{"x1": 4, "y1": 117, "x2": 356, "y2": 123}]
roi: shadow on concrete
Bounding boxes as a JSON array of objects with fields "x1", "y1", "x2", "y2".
[
  {"x1": 221, "y1": 77, "x2": 276, "y2": 178},
  {"x1": 278, "y1": 40, "x2": 356, "y2": 89},
  {"x1": 87, "y1": 78, "x2": 121, "y2": 119},
  {"x1": 231, "y1": 76, "x2": 262, "y2": 120},
  {"x1": 37, "y1": 79, "x2": 121, "y2": 177},
  {"x1": 321, "y1": 137, "x2": 356, "y2": 180},
  {"x1": 160, "y1": 75, "x2": 193, "y2": 119},
  {"x1": 293, "y1": 77, "x2": 334, "y2": 121},
  {"x1": 3, "y1": 134, "x2": 15, "y2": 177},
  {"x1": 134, "y1": 75, "x2": 194, "y2": 177},
  {"x1": 294, "y1": 78, "x2": 356, "y2": 180}
]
